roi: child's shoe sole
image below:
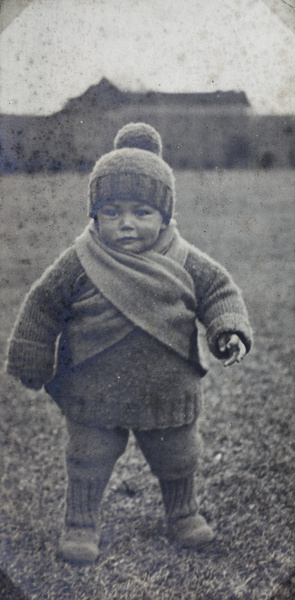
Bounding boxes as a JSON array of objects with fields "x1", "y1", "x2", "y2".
[
  {"x1": 59, "y1": 527, "x2": 99, "y2": 564},
  {"x1": 168, "y1": 513, "x2": 214, "y2": 548}
]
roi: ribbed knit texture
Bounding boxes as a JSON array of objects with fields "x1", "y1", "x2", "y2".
[
  {"x1": 88, "y1": 147, "x2": 175, "y2": 222},
  {"x1": 90, "y1": 172, "x2": 174, "y2": 222},
  {"x1": 65, "y1": 479, "x2": 105, "y2": 529},
  {"x1": 7, "y1": 339, "x2": 55, "y2": 381},
  {"x1": 160, "y1": 476, "x2": 198, "y2": 520}
]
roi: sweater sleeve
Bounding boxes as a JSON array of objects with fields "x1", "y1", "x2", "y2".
[
  {"x1": 6, "y1": 247, "x2": 84, "y2": 384},
  {"x1": 184, "y1": 245, "x2": 253, "y2": 359}
]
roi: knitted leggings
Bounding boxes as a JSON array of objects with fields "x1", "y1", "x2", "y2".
[{"x1": 64, "y1": 419, "x2": 200, "y2": 528}]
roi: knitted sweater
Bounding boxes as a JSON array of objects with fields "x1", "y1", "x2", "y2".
[{"x1": 6, "y1": 240, "x2": 252, "y2": 429}]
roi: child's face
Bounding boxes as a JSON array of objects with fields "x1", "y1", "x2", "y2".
[{"x1": 96, "y1": 200, "x2": 167, "y2": 253}]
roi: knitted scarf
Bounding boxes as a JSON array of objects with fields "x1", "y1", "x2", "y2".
[{"x1": 75, "y1": 220, "x2": 197, "y2": 361}]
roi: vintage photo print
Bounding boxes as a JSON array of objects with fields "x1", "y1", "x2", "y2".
[{"x1": 0, "y1": 1, "x2": 294, "y2": 598}]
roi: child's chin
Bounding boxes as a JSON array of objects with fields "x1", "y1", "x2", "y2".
[{"x1": 114, "y1": 241, "x2": 143, "y2": 253}]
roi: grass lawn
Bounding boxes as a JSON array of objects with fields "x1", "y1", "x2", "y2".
[{"x1": 0, "y1": 169, "x2": 294, "y2": 599}]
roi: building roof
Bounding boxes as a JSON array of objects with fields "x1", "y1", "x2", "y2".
[{"x1": 62, "y1": 77, "x2": 251, "y2": 112}]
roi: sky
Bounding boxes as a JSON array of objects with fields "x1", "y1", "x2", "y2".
[{"x1": 0, "y1": 0, "x2": 295, "y2": 116}]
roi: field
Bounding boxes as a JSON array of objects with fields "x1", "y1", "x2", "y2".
[{"x1": 0, "y1": 169, "x2": 294, "y2": 600}]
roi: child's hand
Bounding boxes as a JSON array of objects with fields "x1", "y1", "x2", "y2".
[{"x1": 217, "y1": 333, "x2": 246, "y2": 367}]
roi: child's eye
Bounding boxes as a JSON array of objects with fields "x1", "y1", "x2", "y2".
[
  {"x1": 135, "y1": 209, "x2": 150, "y2": 217},
  {"x1": 102, "y1": 208, "x2": 118, "y2": 217}
]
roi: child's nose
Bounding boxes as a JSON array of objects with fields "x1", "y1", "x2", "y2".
[{"x1": 120, "y1": 213, "x2": 135, "y2": 229}]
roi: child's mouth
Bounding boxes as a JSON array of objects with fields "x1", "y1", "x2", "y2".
[{"x1": 118, "y1": 237, "x2": 139, "y2": 243}]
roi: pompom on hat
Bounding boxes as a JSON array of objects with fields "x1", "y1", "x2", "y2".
[
  {"x1": 88, "y1": 122, "x2": 175, "y2": 223},
  {"x1": 114, "y1": 122, "x2": 163, "y2": 156}
]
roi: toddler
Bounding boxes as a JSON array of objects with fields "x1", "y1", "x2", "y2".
[{"x1": 6, "y1": 123, "x2": 252, "y2": 564}]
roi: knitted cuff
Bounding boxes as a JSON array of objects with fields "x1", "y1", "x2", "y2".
[
  {"x1": 65, "y1": 479, "x2": 106, "y2": 529},
  {"x1": 206, "y1": 313, "x2": 253, "y2": 359},
  {"x1": 160, "y1": 476, "x2": 198, "y2": 521},
  {"x1": 6, "y1": 338, "x2": 55, "y2": 382}
]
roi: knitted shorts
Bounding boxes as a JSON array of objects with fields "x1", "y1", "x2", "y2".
[{"x1": 66, "y1": 418, "x2": 201, "y2": 482}]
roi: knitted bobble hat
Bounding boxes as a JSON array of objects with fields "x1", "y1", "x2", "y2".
[{"x1": 88, "y1": 122, "x2": 175, "y2": 223}]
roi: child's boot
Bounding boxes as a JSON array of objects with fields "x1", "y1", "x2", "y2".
[
  {"x1": 160, "y1": 475, "x2": 214, "y2": 548},
  {"x1": 59, "y1": 479, "x2": 105, "y2": 564}
]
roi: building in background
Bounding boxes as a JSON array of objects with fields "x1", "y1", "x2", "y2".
[{"x1": 0, "y1": 78, "x2": 294, "y2": 173}]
